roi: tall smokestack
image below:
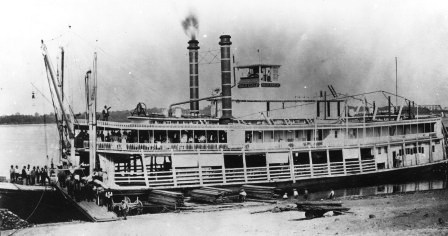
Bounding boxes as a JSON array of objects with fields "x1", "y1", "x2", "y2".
[
  {"x1": 219, "y1": 35, "x2": 232, "y2": 124},
  {"x1": 188, "y1": 39, "x2": 200, "y2": 116}
]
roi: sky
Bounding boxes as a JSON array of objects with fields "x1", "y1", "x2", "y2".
[{"x1": 2, "y1": 0, "x2": 448, "y2": 115}]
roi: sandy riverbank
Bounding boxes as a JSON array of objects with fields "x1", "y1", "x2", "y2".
[{"x1": 5, "y1": 189, "x2": 448, "y2": 236}]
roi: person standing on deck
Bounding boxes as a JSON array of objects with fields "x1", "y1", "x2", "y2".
[
  {"x1": 67, "y1": 175, "x2": 75, "y2": 198},
  {"x1": 303, "y1": 189, "x2": 309, "y2": 201},
  {"x1": 58, "y1": 170, "x2": 66, "y2": 188},
  {"x1": 35, "y1": 166, "x2": 41, "y2": 185},
  {"x1": 102, "y1": 106, "x2": 111, "y2": 121},
  {"x1": 21, "y1": 166, "x2": 27, "y2": 185},
  {"x1": 9, "y1": 165, "x2": 15, "y2": 183},
  {"x1": 15, "y1": 165, "x2": 19, "y2": 183},
  {"x1": 98, "y1": 168, "x2": 104, "y2": 182},
  {"x1": 26, "y1": 165, "x2": 31, "y2": 185},
  {"x1": 42, "y1": 166, "x2": 50, "y2": 185},
  {"x1": 30, "y1": 167, "x2": 36, "y2": 185}
]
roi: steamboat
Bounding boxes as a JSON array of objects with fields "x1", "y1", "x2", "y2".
[{"x1": 43, "y1": 34, "x2": 448, "y2": 194}]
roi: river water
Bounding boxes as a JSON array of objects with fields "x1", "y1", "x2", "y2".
[{"x1": 0, "y1": 124, "x2": 59, "y2": 179}]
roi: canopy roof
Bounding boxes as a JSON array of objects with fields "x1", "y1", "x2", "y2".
[{"x1": 235, "y1": 63, "x2": 281, "y2": 69}]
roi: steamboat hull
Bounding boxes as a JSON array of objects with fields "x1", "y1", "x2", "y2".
[{"x1": 102, "y1": 160, "x2": 448, "y2": 196}]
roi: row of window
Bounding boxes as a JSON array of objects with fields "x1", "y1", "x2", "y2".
[
  {"x1": 378, "y1": 145, "x2": 436, "y2": 155},
  {"x1": 397, "y1": 146, "x2": 435, "y2": 156}
]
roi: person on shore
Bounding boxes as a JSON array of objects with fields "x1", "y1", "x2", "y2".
[
  {"x1": 105, "y1": 189, "x2": 113, "y2": 211},
  {"x1": 239, "y1": 188, "x2": 247, "y2": 202},
  {"x1": 102, "y1": 105, "x2": 111, "y2": 121},
  {"x1": 303, "y1": 189, "x2": 309, "y2": 201},
  {"x1": 283, "y1": 192, "x2": 288, "y2": 200},
  {"x1": 121, "y1": 199, "x2": 129, "y2": 220},
  {"x1": 328, "y1": 189, "x2": 335, "y2": 200},
  {"x1": 21, "y1": 166, "x2": 27, "y2": 185},
  {"x1": 10, "y1": 165, "x2": 15, "y2": 183},
  {"x1": 30, "y1": 167, "x2": 36, "y2": 185},
  {"x1": 293, "y1": 189, "x2": 299, "y2": 199}
]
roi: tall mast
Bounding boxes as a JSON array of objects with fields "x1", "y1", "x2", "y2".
[
  {"x1": 61, "y1": 47, "x2": 64, "y2": 102},
  {"x1": 60, "y1": 47, "x2": 65, "y2": 163},
  {"x1": 87, "y1": 52, "x2": 98, "y2": 175},
  {"x1": 41, "y1": 40, "x2": 74, "y2": 138},
  {"x1": 395, "y1": 57, "x2": 398, "y2": 108}
]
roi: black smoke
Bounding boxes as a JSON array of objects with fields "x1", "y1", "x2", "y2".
[{"x1": 181, "y1": 14, "x2": 199, "y2": 40}]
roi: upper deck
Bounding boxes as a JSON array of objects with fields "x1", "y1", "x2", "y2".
[
  {"x1": 75, "y1": 116, "x2": 444, "y2": 154},
  {"x1": 75, "y1": 116, "x2": 441, "y2": 131}
]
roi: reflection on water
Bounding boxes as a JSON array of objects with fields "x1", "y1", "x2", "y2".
[{"x1": 303, "y1": 178, "x2": 447, "y2": 201}]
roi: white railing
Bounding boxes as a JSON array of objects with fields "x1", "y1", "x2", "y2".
[
  {"x1": 147, "y1": 170, "x2": 175, "y2": 187},
  {"x1": 175, "y1": 168, "x2": 201, "y2": 186},
  {"x1": 268, "y1": 165, "x2": 292, "y2": 180},
  {"x1": 312, "y1": 163, "x2": 329, "y2": 177},
  {"x1": 294, "y1": 164, "x2": 312, "y2": 178},
  {"x1": 90, "y1": 141, "x2": 229, "y2": 152},
  {"x1": 76, "y1": 117, "x2": 441, "y2": 131},
  {"x1": 246, "y1": 167, "x2": 268, "y2": 182},
  {"x1": 330, "y1": 162, "x2": 345, "y2": 175},
  {"x1": 114, "y1": 171, "x2": 146, "y2": 185},
  {"x1": 225, "y1": 168, "x2": 245, "y2": 183},
  {"x1": 345, "y1": 159, "x2": 361, "y2": 174},
  {"x1": 361, "y1": 159, "x2": 376, "y2": 172},
  {"x1": 85, "y1": 130, "x2": 438, "y2": 153},
  {"x1": 202, "y1": 168, "x2": 224, "y2": 184},
  {"x1": 117, "y1": 156, "x2": 409, "y2": 188}
]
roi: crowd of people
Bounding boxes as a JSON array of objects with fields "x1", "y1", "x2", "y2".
[
  {"x1": 75, "y1": 128, "x2": 228, "y2": 147},
  {"x1": 56, "y1": 166, "x2": 117, "y2": 213},
  {"x1": 9, "y1": 163, "x2": 127, "y2": 218},
  {"x1": 9, "y1": 164, "x2": 52, "y2": 185}
]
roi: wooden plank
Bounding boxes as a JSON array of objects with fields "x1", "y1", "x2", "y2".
[{"x1": 54, "y1": 184, "x2": 118, "y2": 222}]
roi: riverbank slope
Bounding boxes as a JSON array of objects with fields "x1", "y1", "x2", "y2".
[{"x1": 5, "y1": 189, "x2": 448, "y2": 235}]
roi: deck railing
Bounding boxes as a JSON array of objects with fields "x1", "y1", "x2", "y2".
[
  {"x1": 75, "y1": 117, "x2": 440, "y2": 130},
  {"x1": 246, "y1": 167, "x2": 269, "y2": 182},
  {"x1": 225, "y1": 168, "x2": 245, "y2": 183},
  {"x1": 112, "y1": 156, "x2": 428, "y2": 188},
  {"x1": 84, "y1": 131, "x2": 437, "y2": 153},
  {"x1": 268, "y1": 165, "x2": 292, "y2": 180},
  {"x1": 329, "y1": 162, "x2": 344, "y2": 175}
]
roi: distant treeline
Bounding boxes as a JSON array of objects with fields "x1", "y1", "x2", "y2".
[
  {"x1": 0, "y1": 105, "x2": 212, "y2": 125},
  {"x1": 0, "y1": 114, "x2": 58, "y2": 125}
]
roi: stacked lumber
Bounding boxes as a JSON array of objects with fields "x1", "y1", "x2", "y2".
[
  {"x1": 296, "y1": 201, "x2": 350, "y2": 218},
  {"x1": 242, "y1": 185, "x2": 276, "y2": 199},
  {"x1": 202, "y1": 187, "x2": 239, "y2": 201},
  {"x1": 147, "y1": 190, "x2": 184, "y2": 208},
  {"x1": 0, "y1": 209, "x2": 30, "y2": 230},
  {"x1": 190, "y1": 187, "x2": 237, "y2": 204}
]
